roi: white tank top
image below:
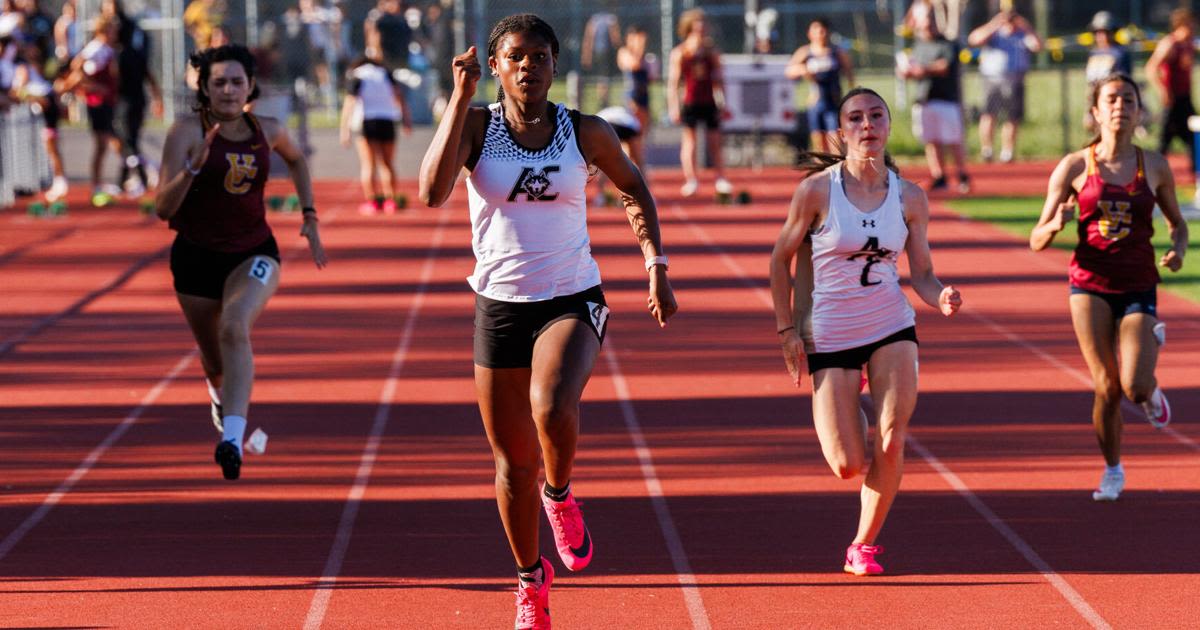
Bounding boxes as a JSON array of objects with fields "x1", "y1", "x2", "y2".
[
  {"x1": 465, "y1": 102, "x2": 600, "y2": 302},
  {"x1": 348, "y1": 63, "x2": 399, "y2": 121},
  {"x1": 810, "y1": 163, "x2": 915, "y2": 353}
]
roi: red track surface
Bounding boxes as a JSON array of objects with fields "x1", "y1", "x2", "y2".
[{"x1": 1, "y1": 170, "x2": 1197, "y2": 629}]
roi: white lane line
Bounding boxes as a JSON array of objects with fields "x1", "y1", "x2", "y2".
[
  {"x1": 0, "y1": 350, "x2": 197, "y2": 562},
  {"x1": 672, "y1": 202, "x2": 1112, "y2": 629},
  {"x1": 603, "y1": 342, "x2": 711, "y2": 630},
  {"x1": 302, "y1": 207, "x2": 450, "y2": 630},
  {"x1": 907, "y1": 435, "x2": 1112, "y2": 630}
]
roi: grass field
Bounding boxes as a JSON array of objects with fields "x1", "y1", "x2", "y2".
[{"x1": 943, "y1": 195, "x2": 1200, "y2": 302}]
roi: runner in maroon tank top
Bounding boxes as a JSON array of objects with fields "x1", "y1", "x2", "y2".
[
  {"x1": 1031, "y1": 74, "x2": 1188, "y2": 502},
  {"x1": 154, "y1": 44, "x2": 327, "y2": 480},
  {"x1": 667, "y1": 8, "x2": 731, "y2": 197}
]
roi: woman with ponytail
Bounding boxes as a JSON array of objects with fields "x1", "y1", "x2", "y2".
[
  {"x1": 770, "y1": 87, "x2": 962, "y2": 576},
  {"x1": 155, "y1": 44, "x2": 326, "y2": 481},
  {"x1": 1030, "y1": 73, "x2": 1188, "y2": 502},
  {"x1": 418, "y1": 14, "x2": 676, "y2": 630}
]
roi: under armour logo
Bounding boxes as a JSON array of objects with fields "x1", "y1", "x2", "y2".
[
  {"x1": 507, "y1": 166, "x2": 561, "y2": 202},
  {"x1": 862, "y1": 219, "x2": 876, "y2": 228}
]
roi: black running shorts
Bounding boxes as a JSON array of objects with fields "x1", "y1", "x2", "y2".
[
  {"x1": 170, "y1": 234, "x2": 281, "y2": 300},
  {"x1": 474, "y1": 285, "x2": 609, "y2": 369},
  {"x1": 806, "y1": 326, "x2": 919, "y2": 374}
]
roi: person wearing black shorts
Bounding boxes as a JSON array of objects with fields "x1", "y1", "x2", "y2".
[{"x1": 339, "y1": 54, "x2": 412, "y2": 214}]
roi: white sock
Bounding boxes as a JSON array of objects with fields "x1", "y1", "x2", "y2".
[
  {"x1": 1106, "y1": 463, "x2": 1124, "y2": 475},
  {"x1": 222, "y1": 415, "x2": 247, "y2": 455},
  {"x1": 206, "y1": 379, "x2": 222, "y2": 405}
]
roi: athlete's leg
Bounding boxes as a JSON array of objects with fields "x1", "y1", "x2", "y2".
[
  {"x1": 375, "y1": 138, "x2": 398, "y2": 200},
  {"x1": 355, "y1": 136, "x2": 379, "y2": 200},
  {"x1": 811, "y1": 367, "x2": 869, "y2": 479},
  {"x1": 476, "y1": 365, "x2": 541, "y2": 568},
  {"x1": 706, "y1": 126, "x2": 726, "y2": 181},
  {"x1": 679, "y1": 125, "x2": 698, "y2": 184},
  {"x1": 177, "y1": 293, "x2": 223, "y2": 388},
  {"x1": 855, "y1": 340, "x2": 918, "y2": 545},
  {"x1": 1001, "y1": 121, "x2": 1018, "y2": 160},
  {"x1": 1118, "y1": 312, "x2": 1159, "y2": 404},
  {"x1": 978, "y1": 113, "x2": 995, "y2": 157},
  {"x1": 924, "y1": 142, "x2": 946, "y2": 181},
  {"x1": 217, "y1": 255, "x2": 281, "y2": 418},
  {"x1": 1070, "y1": 293, "x2": 1122, "y2": 465},
  {"x1": 529, "y1": 319, "x2": 601, "y2": 489}
]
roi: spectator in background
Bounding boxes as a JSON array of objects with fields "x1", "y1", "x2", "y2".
[
  {"x1": 668, "y1": 8, "x2": 732, "y2": 198},
  {"x1": 581, "y1": 11, "x2": 620, "y2": 108},
  {"x1": 967, "y1": 8, "x2": 1041, "y2": 163},
  {"x1": 786, "y1": 18, "x2": 854, "y2": 154},
  {"x1": 899, "y1": 8, "x2": 970, "y2": 193},
  {"x1": 616, "y1": 24, "x2": 650, "y2": 171},
  {"x1": 183, "y1": 0, "x2": 224, "y2": 51},
  {"x1": 15, "y1": 0, "x2": 52, "y2": 71},
  {"x1": 1145, "y1": 8, "x2": 1196, "y2": 176},
  {"x1": 1, "y1": 15, "x2": 67, "y2": 201},
  {"x1": 103, "y1": 0, "x2": 163, "y2": 198},
  {"x1": 59, "y1": 15, "x2": 121, "y2": 207},
  {"x1": 365, "y1": 0, "x2": 410, "y2": 71},
  {"x1": 53, "y1": 0, "x2": 79, "y2": 64},
  {"x1": 1085, "y1": 11, "x2": 1131, "y2": 84},
  {"x1": 299, "y1": 0, "x2": 335, "y2": 110},
  {"x1": 424, "y1": 0, "x2": 452, "y2": 118}
]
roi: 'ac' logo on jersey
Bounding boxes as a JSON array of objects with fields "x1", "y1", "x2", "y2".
[
  {"x1": 507, "y1": 166, "x2": 560, "y2": 202},
  {"x1": 847, "y1": 236, "x2": 895, "y2": 287},
  {"x1": 224, "y1": 153, "x2": 258, "y2": 195},
  {"x1": 1096, "y1": 200, "x2": 1132, "y2": 241}
]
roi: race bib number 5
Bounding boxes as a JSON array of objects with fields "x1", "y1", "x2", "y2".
[{"x1": 248, "y1": 256, "x2": 275, "y2": 286}]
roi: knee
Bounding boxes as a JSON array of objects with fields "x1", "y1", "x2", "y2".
[
  {"x1": 218, "y1": 317, "x2": 251, "y2": 347},
  {"x1": 1094, "y1": 376, "x2": 1123, "y2": 405},
  {"x1": 530, "y1": 391, "x2": 579, "y2": 433},
  {"x1": 494, "y1": 455, "x2": 539, "y2": 490},
  {"x1": 829, "y1": 453, "x2": 865, "y2": 480}
]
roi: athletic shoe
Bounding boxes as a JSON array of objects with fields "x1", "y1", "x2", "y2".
[
  {"x1": 542, "y1": 485, "x2": 593, "y2": 571},
  {"x1": 45, "y1": 176, "x2": 68, "y2": 202},
  {"x1": 90, "y1": 191, "x2": 114, "y2": 208},
  {"x1": 1153, "y1": 322, "x2": 1166, "y2": 347},
  {"x1": 357, "y1": 201, "x2": 378, "y2": 216},
  {"x1": 1092, "y1": 469, "x2": 1125, "y2": 502},
  {"x1": 980, "y1": 147, "x2": 994, "y2": 162},
  {"x1": 957, "y1": 174, "x2": 971, "y2": 194},
  {"x1": 1141, "y1": 387, "x2": 1171, "y2": 429},
  {"x1": 927, "y1": 176, "x2": 948, "y2": 192},
  {"x1": 715, "y1": 177, "x2": 733, "y2": 195},
  {"x1": 680, "y1": 178, "x2": 699, "y2": 197},
  {"x1": 999, "y1": 149, "x2": 1014, "y2": 164},
  {"x1": 382, "y1": 199, "x2": 398, "y2": 215},
  {"x1": 211, "y1": 401, "x2": 224, "y2": 433},
  {"x1": 843, "y1": 542, "x2": 884, "y2": 576},
  {"x1": 514, "y1": 558, "x2": 553, "y2": 630},
  {"x1": 214, "y1": 439, "x2": 241, "y2": 480}
]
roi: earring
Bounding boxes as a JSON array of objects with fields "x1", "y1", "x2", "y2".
[{"x1": 490, "y1": 71, "x2": 499, "y2": 77}]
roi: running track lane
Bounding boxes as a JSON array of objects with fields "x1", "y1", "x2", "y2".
[{"x1": 1, "y1": 169, "x2": 1197, "y2": 628}]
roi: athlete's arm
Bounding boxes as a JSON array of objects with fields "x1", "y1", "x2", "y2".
[
  {"x1": 709, "y1": 48, "x2": 725, "y2": 109},
  {"x1": 419, "y1": 46, "x2": 485, "y2": 207},
  {"x1": 784, "y1": 46, "x2": 809, "y2": 81},
  {"x1": 1146, "y1": 151, "x2": 1189, "y2": 271},
  {"x1": 666, "y1": 46, "x2": 682, "y2": 123},
  {"x1": 154, "y1": 117, "x2": 217, "y2": 221},
  {"x1": 1145, "y1": 37, "x2": 1173, "y2": 104},
  {"x1": 770, "y1": 173, "x2": 825, "y2": 386},
  {"x1": 263, "y1": 116, "x2": 328, "y2": 269},
  {"x1": 1030, "y1": 152, "x2": 1084, "y2": 251},
  {"x1": 338, "y1": 92, "x2": 357, "y2": 147},
  {"x1": 903, "y1": 180, "x2": 961, "y2": 316},
  {"x1": 581, "y1": 115, "x2": 677, "y2": 327},
  {"x1": 838, "y1": 48, "x2": 855, "y2": 86}
]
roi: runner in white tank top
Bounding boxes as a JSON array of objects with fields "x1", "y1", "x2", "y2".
[
  {"x1": 770, "y1": 87, "x2": 962, "y2": 578},
  {"x1": 418, "y1": 15, "x2": 676, "y2": 630}
]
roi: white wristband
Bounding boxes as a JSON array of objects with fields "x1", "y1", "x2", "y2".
[{"x1": 645, "y1": 255, "x2": 669, "y2": 271}]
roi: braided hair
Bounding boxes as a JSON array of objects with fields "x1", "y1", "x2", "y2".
[
  {"x1": 486, "y1": 14, "x2": 559, "y2": 103},
  {"x1": 794, "y1": 87, "x2": 899, "y2": 179}
]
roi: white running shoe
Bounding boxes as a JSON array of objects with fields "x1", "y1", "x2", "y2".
[
  {"x1": 1140, "y1": 387, "x2": 1171, "y2": 429},
  {"x1": 1153, "y1": 322, "x2": 1166, "y2": 347},
  {"x1": 715, "y1": 177, "x2": 733, "y2": 194},
  {"x1": 680, "y1": 178, "x2": 699, "y2": 197},
  {"x1": 45, "y1": 176, "x2": 68, "y2": 202},
  {"x1": 1092, "y1": 469, "x2": 1125, "y2": 502}
]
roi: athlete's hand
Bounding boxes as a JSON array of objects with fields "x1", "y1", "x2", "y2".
[
  {"x1": 1049, "y1": 194, "x2": 1076, "y2": 232},
  {"x1": 939, "y1": 285, "x2": 962, "y2": 316},
  {"x1": 452, "y1": 46, "x2": 482, "y2": 99},
  {"x1": 668, "y1": 105, "x2": 681, "y2": 125},
  {"x1": 647, "y1": 268, "x2": 677, "y2": 327},
  {"x1": 186, "y1": 123, "x2": 221, "y2": 174},
  {"x1": 300, "y1": 215, "x2": 328, "y2": 269},
  {"x1": 779, "y1": 329, "x2": 804, "y2": 387},
  {"x1": 1160, "y1": 248, "x2": 1185, "y2": 272}
]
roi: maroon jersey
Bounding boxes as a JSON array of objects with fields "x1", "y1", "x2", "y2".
[
  {"x1": 170, "y1": 113, "x2": 273, "y2": 252},
  {"x1": 1158, "y1": 37, "x2": 1193, "y2": 97},
  {"x1": 680, "y1": 47, "x2": 717, "y2": 106},
  {"x1": 1069, "y1": 145, "x2": 1160, "y2": 293}
]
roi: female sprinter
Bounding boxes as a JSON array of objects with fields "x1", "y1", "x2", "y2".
[
  {"x1": 155, "y1": 44, "x2": 327, "y2": 480},
  {"x1": 667, "y1": 8, "x2": 732, "y2": 197},
  {"x1": 1030, "y1": 73, "x2": 1188, "y2": 502},
  {"x1": 339, "y1": 52, "x2": 412, "y2": 215},
  {"x1": 769, "y1": 87, "x2": 962, "y2": 576},
  {"x1": 418, "y1": 14, "x2": 676, "y2": 630}
]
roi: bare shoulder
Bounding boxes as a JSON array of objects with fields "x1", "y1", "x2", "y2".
[
  {"x1": 166, "y1": 113, "x2": 203, "y2": 140},
  {"x1": 794, "y1": 170, "x2": 830, "y2": 207},
  {"x1": 1141, "y1": 146, "x2": 1171, "y2": 173},
  {"x1": 1053, "y1": 149, "x2": 1089, "y2": 181},
  {"x1": 898, "y1": 177, "x2": 930, "y2": 219}
]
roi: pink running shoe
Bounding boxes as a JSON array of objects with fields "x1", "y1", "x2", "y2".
[
  {"x1": 514, "y1": 558, "x2": 553, "y2": 630},
  {"x1": 541, "y1": 485, "x2": 593, "y2": 571},
  {"x1": 844, "y1": 543, "x2": 884, "y2": 576},
  {"x1": 382, "y1": 199, "x2": 398, "y2": 215},
  {"x1": 357, "y1": 201, "x2": 379, "y2": 216},
  {"x1": 1141, "y1": 387, "x2": 1171, "y2": 429}
]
